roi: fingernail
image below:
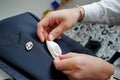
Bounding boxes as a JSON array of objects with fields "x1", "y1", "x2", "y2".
[{"x1": 49, "y1": 34, "x2": 55, "y2": 41}]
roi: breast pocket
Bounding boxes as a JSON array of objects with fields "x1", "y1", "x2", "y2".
[{"x1": 0, "y1": 32, "x2": 20, "y2": 45}]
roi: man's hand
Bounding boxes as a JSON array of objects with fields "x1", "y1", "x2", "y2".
[
  {"x1": 37, "y1": 8, "x2": 81, "y2": 42},
  {"x1": 54, "y1": 53, "x2": 114, "y2": 80}
]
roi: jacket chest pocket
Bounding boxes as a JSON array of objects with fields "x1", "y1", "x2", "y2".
[{"x1": 0, "y1": 33, "x2": 20, "y2": 45}]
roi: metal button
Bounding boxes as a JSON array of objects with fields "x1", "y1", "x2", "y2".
[{"x1": 25, "y1": 41, "x2": 33, "y2": 51}]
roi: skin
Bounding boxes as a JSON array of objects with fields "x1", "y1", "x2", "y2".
[
  {"x1": 37, "y1": 8, "x2": 114, "y2": 80},
  {"x1": 37, "y1": 8, "x2": 80, "y2": 42},
  {"x1": 54, "y1": 53, "x2": 114, "y2": 80}
]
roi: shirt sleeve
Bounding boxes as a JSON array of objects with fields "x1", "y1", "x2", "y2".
[{"x1": 81, "y1": 0, "x2": 120, "y2": 25}]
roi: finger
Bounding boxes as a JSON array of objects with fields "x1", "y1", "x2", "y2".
[
  {"x1": 37, "y1": 16, "x2": 51, "y2": 42},
  {"x1": 62, "y1": 70, "x2": 72, "y2": 76},
  {"x1": 37, "y1": 23, "x2": 45, "y2": 42},
  {"x1": 59, "y1": 52, "x2": 79, "y2": 60},
  {"x1": 67, "y1": 76, "x2": 74, "y2": 80},
  {"x1": 54, "y1": 56, "x2": 74, "y2": 71},
  {"x1": 48, "y1": 21, "x2": 69, "y2": 41}
]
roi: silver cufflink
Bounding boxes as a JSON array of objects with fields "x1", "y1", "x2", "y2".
[{"x1": 25, "y1": 41, "x2": 33, "y2": 51}]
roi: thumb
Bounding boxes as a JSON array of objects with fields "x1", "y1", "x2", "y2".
[
  {"x1": 59, "y1": 52, "x2": 78, "y2": 60},
  {"x1": 54, "y1": 53, "x2": 77, "y2": 71},
  {"x1": 48, "y1": 21, "x2": 69, "y2": 41}
]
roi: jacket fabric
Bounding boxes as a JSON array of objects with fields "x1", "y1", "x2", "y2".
[{"x1": 0, "y1": 12, "x2": 95, "y2": 80}]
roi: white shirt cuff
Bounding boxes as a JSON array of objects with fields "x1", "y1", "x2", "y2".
[{"x1": 81, "y1": 2, "x2": 106, "y2": 24}]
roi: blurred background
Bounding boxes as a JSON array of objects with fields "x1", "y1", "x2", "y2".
[{"x1": 0, "y1": 0, "x2": 99, "y2": 20}]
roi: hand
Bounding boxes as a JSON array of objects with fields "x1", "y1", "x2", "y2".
[
  {"x1": 54, "y1": 53, "x2": 114, "y2": 80},
  {"x1": 37, "y1": 8, "x2": 82, "y2": 42}
]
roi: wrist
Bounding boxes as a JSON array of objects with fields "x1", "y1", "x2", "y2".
[{"x1": 75, "y1": 5, "x2": 85, "y2": 22}]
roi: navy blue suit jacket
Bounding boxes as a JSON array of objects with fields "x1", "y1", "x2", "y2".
[{"x1": 0, "y1": 12, "x2": 95, "y2": 80}]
